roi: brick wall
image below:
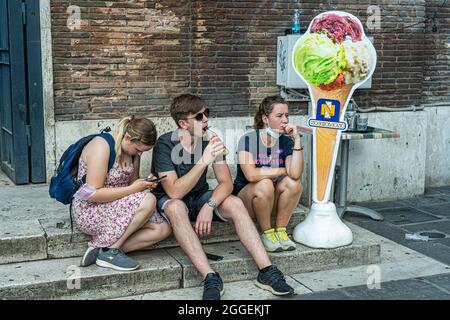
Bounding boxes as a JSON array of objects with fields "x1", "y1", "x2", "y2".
[
  {"x1": 50, "y1": 0, "x2": 449, "y2": 121},
  {"x1": 423, "y1": 0, "x2": 450, "y2": 105}
]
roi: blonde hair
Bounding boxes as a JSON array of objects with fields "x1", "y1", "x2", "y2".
[{"x1": 115, "y1": 115, "x2": 157, "y2": 161}]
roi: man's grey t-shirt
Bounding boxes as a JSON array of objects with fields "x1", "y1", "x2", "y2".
[{"x1": 151, "y1": 130, "x2": 223, "y2": 200}]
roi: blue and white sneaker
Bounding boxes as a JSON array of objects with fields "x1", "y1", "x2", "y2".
[
  {"x1": 80, "y1": 246, "x2": 100, "y2": 267},
  {"x1": 96, "y1": 248, "x2": 140, "y2": 271}
]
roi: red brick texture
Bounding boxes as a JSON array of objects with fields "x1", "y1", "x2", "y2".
[{"x1": 50, "y1": 0, "x2": 449, "y2": 121}]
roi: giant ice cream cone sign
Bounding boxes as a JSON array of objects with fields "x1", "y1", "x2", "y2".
[{"x1": 292, "y1": 11, "x2": 377, "y2": 248}]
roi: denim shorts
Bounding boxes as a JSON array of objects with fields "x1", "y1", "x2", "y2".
[{"x1": 156, "y1": 190, "x2": 227, "y2": 224}]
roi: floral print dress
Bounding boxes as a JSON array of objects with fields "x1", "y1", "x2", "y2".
[{"x1": 72, "y1": 159, "x2": 164, "y2": 248}]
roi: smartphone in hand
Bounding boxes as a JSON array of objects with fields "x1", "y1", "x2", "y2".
[{"x1": 146, "y1": 175, "x2": 167, "y2": 183}]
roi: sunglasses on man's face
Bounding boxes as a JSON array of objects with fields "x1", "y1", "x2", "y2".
[{"x1": 186, "y1": 108, "x2": 210, "y2": 121}]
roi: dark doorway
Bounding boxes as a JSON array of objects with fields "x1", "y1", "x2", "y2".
[{"x1": 0, "y1": 0, "x2": 45, "y2": 184}]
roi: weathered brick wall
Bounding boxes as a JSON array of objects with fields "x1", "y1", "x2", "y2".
[
  {"x1": 51, "y1": 0, "x2": 191, "y2": 120},
  {"x1": 423, "y1": 0, "x2": 450, "y2": 105},
  {"x1": 51, "y1": 0, "x2": 449, "y2": 121}
]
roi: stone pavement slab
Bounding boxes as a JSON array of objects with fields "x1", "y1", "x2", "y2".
[
  {"x1": 346, "y1": 218, "x2": 450, "y2": 266},
  {"x1": 422, "y1": 273, "x2": 450, "y2": 293},
  {"x1": 346, "y1": 185, "x2": 450, "y2": 268},
  {"x1": 401, "y1": 220, "x2": 450, "y2": 237},
  {"x1": 353, "y1": 199, "x2": 409, "y2": 210},
  {"x1": 342, "y1": 277, "x2": 449, "y2": 300},
  {"x1": 289, "y1": 230, "x2": 450, "y2": 292},
  {"x1": 285, "y1": 276, "x2": 450, "y2": 300},
  {"x1": 402, "y1": 194, "x2": 450, "y2": 208},
  {"x1": 0, "y1": 219, "x2": 47, "y2": 264},
  {"x1": 376, "y1": 207, "x2": 441, "y2": 225},
  {"x1": 119, "y1": 278, "x2": 311, "y2": 300},
  {"x1": 286, "y1": 289, "x2": 353, "y2": 300},
  {"x1": 0, "y1": 183, "x2": 66, "y2": 223},
  {"x1": 414, "y1": 203, "x2": 450, "y2": 219}
]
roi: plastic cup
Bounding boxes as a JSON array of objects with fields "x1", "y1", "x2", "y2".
[
  {"x1": 205, "y1": 127, "x2": 229, "y2": 156},
  {"x1": 357, "y1": 114, "x2": 368, "y2": 131}
]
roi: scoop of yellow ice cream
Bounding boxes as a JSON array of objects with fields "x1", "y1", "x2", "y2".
[{"x1": 293, "y1": 33, "x2": 347, "y2": 86}]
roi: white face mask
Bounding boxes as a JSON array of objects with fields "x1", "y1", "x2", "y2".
[{"x1": 266, "y1": 126, "x2": 281, "y2": 139}]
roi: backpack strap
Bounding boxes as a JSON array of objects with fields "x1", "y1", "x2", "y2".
[
  {"x1": 98, "y1": 132, "x2": 116, "y2": 172},
  {"x1": 69, "y1": 130, "x2": 116, "y2": 243}
]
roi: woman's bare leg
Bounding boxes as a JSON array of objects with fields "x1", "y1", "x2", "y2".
[
  {"x1": 109, "y1": 193, "x2": 157, "y2": 249},
  {"x1": 121, "y1": 221, "x2": 172, "y2": 253},
  {"x1": 237, "y1": 179, "x2": 275, "y2": 231},
  {"x1": 274, "y1": 177, "x2": 303, "y2": 228}
]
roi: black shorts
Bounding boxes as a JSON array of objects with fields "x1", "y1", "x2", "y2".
[
  {"x1": 232, "y1": 184, "x2": 244, "y2": 196},
  {"x1": 232, "y1": 175, "x2": 288, "y2": 196},
  {"x1": 156, "y1": 190, "x2": 227, "y2": 224}
]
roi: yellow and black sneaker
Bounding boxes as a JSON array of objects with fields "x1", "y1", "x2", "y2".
[
  {"x1": 276, "y1": 227, "x2": 297, "y2": 251},
  {"x1": 260, "y1": 228, "x2": 283, "y2": 253}
]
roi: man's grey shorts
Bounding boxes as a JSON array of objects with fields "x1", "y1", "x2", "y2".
[{"x1": 156, "y1": 190, "x2": 227, "y2": 224}]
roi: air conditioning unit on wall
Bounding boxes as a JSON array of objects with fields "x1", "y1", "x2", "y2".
[{"x1": 276, "y1": 34, "x2": 374, "y2": 90}]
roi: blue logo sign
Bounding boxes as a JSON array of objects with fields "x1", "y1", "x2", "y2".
[{"x1": 308, "y1": 98, "x2": 347, "y2": 130}]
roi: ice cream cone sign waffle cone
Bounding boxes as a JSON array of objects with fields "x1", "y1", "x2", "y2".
[
  {"x1": 291, "y1": 11, "x2": 376, "y2": 248},
  {"x1": 292, "y1": 11, "x2": 377, "y2": 203}
]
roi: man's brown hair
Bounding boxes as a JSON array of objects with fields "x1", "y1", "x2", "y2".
[{"x1": 170, "y1": 94, "x2": 206, "y2": 127}]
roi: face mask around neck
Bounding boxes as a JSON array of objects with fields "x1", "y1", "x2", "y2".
[{"x1": 265, "y1": 126, "x2": 281, "y2": 139}]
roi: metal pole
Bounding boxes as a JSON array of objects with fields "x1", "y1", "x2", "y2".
[{"x1": 338, "y1": 140, "x2": 349, "y2": 208}]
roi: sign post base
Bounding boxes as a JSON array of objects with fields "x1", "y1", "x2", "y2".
[{"x1": 293, "y1": 202, "x2": 353, "y2": 248}]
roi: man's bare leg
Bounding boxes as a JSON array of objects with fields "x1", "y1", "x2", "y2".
[
  {"x1": 163, "y1": 199, "x2": 214, "y2": 278},
  {"x1": 218, "y1": 195, "x2": 272, "y2": 269}
]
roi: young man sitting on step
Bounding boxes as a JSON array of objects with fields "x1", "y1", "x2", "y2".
[{"x1": 151, "y1": 94, "x2": 295, "y2": 300}]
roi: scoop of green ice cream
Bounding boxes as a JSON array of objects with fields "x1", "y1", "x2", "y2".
[{"x1": 293, "y1": 33, "x2": 346, "y2": 86}]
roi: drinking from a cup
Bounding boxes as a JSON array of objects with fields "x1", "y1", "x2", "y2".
[{"x1": 204, "y1": 126, "x2": 229, "y2": 156}]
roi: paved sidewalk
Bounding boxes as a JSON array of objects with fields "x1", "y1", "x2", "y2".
[
  {"x1": 348, "y1": 186, "x2": 450, "y2": 266},
  {"x1": 277, "y1": 273, "x2": 450, "y2": 300},
  {"x1": 286, "y1": 185, "x2": 450, "y2": 300}
]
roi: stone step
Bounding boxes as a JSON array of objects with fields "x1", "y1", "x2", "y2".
[
  {"x1": 0, "y1": 220, "x2": 47, "y2": 264},
  {"x1": 0, "y1": 205, "x2": 308, "y2": 264},
  {"x1": 0, "y1": 223, "x2": 380, "y2": 300},
  {"x1": 0, "y1": 249, "x2": 181, "y2": 300}
]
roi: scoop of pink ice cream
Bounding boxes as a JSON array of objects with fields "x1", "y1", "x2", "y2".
[{"x1": 311, "y1": 13, "x2": 362, "y2": 43}]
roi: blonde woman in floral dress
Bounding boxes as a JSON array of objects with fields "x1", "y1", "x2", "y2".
[{"x1": 72, "y1": 116, "x2": 171, "y2": 271}]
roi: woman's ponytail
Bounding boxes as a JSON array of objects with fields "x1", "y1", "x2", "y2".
[
  {"x1": 253, "y1": 107, "x2": 265, "y2": 129},
  {"x1": 115, "y1": 116, "x2": 133, "y2": 162}
]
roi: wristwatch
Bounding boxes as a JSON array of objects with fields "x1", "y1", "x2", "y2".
[{"x1": 207, "y1": 199, "x2": 217, "y2": 209}]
